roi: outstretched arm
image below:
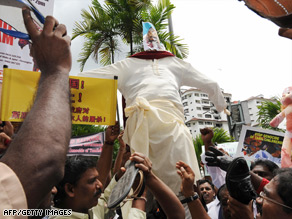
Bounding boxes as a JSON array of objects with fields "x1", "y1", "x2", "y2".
[
  {"x1": 1, "y1": 8, "x2": 72, "y2": 209},
  {"x1": 130, "y1": 152, "x2": 185, "y2": 219},
  {"x1": 176, "y1": 161, "x2": 210, "y2": 219}
]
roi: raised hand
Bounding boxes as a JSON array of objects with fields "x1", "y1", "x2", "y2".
[
  {"x1": 176, "y1": 161, "x2": 195, "y2": 197},
  {"x1": 205, "y1": 146, "x2": 233, "y2": 171}
]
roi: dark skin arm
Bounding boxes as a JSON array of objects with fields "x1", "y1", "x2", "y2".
[
  {"x1": 112, "y1": 130, "x2": 127, "y2": 175},
  {"x1": 176, "y1": 161, "x2": 210, "y2": 219},
  {"x1": 1, "y1": 8, "x2": 71, "y2": 209},
  {"x1": 228, "y1": 197, "x2": 254, "y2": 219},
  {"x1": 130, "y1": 152, "x2": 185, "y2": 219},
  {"x1": 201, "y1": 127, "x2": 215, "y2": 152},
  {"x1": 96, "y1": 121, "x2": 119, "y2": 188}
]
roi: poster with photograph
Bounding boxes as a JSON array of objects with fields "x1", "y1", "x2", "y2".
[{"x1": 236, "y1": 125, "x2": 284, "y2": 165}]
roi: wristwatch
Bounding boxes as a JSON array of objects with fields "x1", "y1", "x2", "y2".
[{"x1": 180, "y1": 193, "x2": 199, "y2": 204}]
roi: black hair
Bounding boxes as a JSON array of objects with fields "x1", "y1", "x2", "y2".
[
  {"x1": 217, "y1": 184, "x2": 227, "y2": 202},
  {"x1": 198, "y1": 179, "x2": 215, "y2": 191},
  {"x1": 274, "y1": 168, "x2": 292, "y2": 214},
  {"x1": 250, "y1": 159, "x2": 279, "y2": 177},
  {"x1": 54, "y1": 156, "x2": 96, "y2": 207}
]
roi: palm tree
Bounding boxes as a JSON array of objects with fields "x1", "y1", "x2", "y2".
[
  {"x1": 72, "y1": 0, "x2": 120, "y2": 71},
  {"x1": 73, "y1": 0, "x2": 188, "y2": 70},
  {"x1": 105, "y1": 0, "x2": 151, "y2": 55},
  {"x1": 193, "y1": 127, "x2": 234, "y2": 166},
  {"x1": 257, "y1": 98, "x2": 284, "y2": 132},
  {"x1": 106, "y1": 0, "x2": 188, "y2": 56}
]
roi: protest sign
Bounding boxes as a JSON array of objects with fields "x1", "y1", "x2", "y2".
[
  {"x1": 0, "y1": 68, "x2": 118, "y2": 125},
  {"x1": 236, "y1": 125, "x2": 284, "y2": 165},
  {"x1": 0, "y1": 0, "x2": 55, "y2": 81},
  {"x1": 69, "y1": 132, "x2": 104, "y2": 156}
]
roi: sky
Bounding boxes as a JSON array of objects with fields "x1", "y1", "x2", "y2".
[{"x1": 53, "y1": 0, "x2": 292, "y2": 102}]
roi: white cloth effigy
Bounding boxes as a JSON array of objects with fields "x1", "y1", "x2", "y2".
[
  {"x1": 79, "y1": 56, "x2": 227, "y2": 194},
  {"x1": 123, "y1": 97, "x2": 201, "y2": 194}
]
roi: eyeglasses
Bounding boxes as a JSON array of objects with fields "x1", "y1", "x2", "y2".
[{"x1": 259, "y1": 191, "x2": 292, "y2": 210}]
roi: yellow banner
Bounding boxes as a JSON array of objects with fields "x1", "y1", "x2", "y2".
[{"x1": 0, "y1": 68, "x2": 117, "y2": 125}]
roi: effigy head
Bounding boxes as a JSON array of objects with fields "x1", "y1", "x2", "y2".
[{"x1": 142, "y1": 22, "x2": 165, "y2": 51}]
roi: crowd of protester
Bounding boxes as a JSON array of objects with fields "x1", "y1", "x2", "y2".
[{"x1": 0, "y1": 6, "x2": 292, "y2": 219}]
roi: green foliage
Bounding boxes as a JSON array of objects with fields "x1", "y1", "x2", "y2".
[
  {"x1": 72, "y1": 0, "x2": 120, "y2": 70},
  {"x1": 71, "y1": 124, "x2": 121, "y2": 163},
  {"x1": 71, "y1": 124, "x2": 106, "y2": 137},
  {"x1": 193, "y1": 127, "x2": 234, "y2": 165},
  {"x1": 257, "y1": 98, "x2": 284, "y2": 132}
]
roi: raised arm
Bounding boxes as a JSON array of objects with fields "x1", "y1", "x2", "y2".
[
  {"x1": 130, "y1": 152, "x2": 185, "y2": 219},
  {"x1": 0, "y1": 8, "x2": 72, "y2": 209},
  {"x1": 201, "y1": 127, "x2": 215, "y2": 152},
  {"x1": 176, "y1": 161, "x2": 211, "y2": 219},
  {"x1": 113, "y1": 131, "x2": 125, "y2": 173},
  {"x1": 96, "y1": 121, "x2": 120, "y2": 187}
]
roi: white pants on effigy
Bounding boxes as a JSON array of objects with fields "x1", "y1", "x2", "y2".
[{"x1": 123, "y1": 97, "x2": 201, "y2": 194}]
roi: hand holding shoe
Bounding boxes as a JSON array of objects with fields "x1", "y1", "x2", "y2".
[{"x1": 205, "y1": 146, "x2": 233, "y2": 171}]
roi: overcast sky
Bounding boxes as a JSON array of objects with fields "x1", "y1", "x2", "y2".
[{"x1": 53, "y1": 0, "x2": 292, "y2": 102}]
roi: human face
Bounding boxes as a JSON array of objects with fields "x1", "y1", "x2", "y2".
[
  {"x1": 72, "y1": 168, "x2": 103, "y2": 213},
  {"x1": 199, "y1": 182, "x2": 215, "y2": 204},
  {"x1": 256, "y1": 178, "x2": 291, "y2": 219},
  {"x1": 252, "y1": 165, "x2": 274, "y2": 181}
]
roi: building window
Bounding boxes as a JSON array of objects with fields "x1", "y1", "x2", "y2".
[
  {"x1": 205, "y1": 122, "x2": 212, "y2": 125},
  {"x1": 202, "y1": 100, "x2": 209, "y2": 104},
  {"x1": 201, "y1": 93, "x2": 208, "y2": 97},
  {"x1": 205, "y1": 114, "x2": 212, "y2": 118},
  {"x1": 196, "y1": 107, "x2": 201, "y2": 110},
  {"x1": 189, "y1": 94, "x2": 192, "y2": 97},
  {"x1": 191, "y1": 109, "x2": 193, "y2": 111},
  {"x1": 196, "y1": 100, "x2": 200, "y2": 104},
  {"x1": 183, "y1": 102, "x2": 188, "y2": 106},
  {"x1": 186, "y1": 123, "x2": 191, "y2": 127},
  {"x1": 190, "y1": 130, "x2": 192, "y2": 134},
  {"x1": 195, "y1": 93, "x2": 199, "y2": 97},
  {"x1": 199, "y1": 122, "x2": 204, "y2": 125},
  {"x1": 184, "y1": 109, "x2": 189, "y2": 113},
  {"x1": 198, "y1": 114, "x2": 202, "y2": 118},
  {"x1": 215, "y1": 124, "x2": 222, "y2": 127}
]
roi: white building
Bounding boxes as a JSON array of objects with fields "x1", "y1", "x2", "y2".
[
  {"x1": 181, "y1": 87, "x2": 232, "y2": 139},
  {"x1": 241, "y1": 94, "x2": 279, "y2": 127}
]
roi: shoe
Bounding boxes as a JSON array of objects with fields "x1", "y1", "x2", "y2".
[
  {"x1": 108, "y1": 160, "x2": 144, "y2": 209},
  {"x1": 241, "y1": 0, "x2": 292, "y2": 28},
  {"x1": 226, "y1": 157, "x2": 257, "y2": 205}
]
